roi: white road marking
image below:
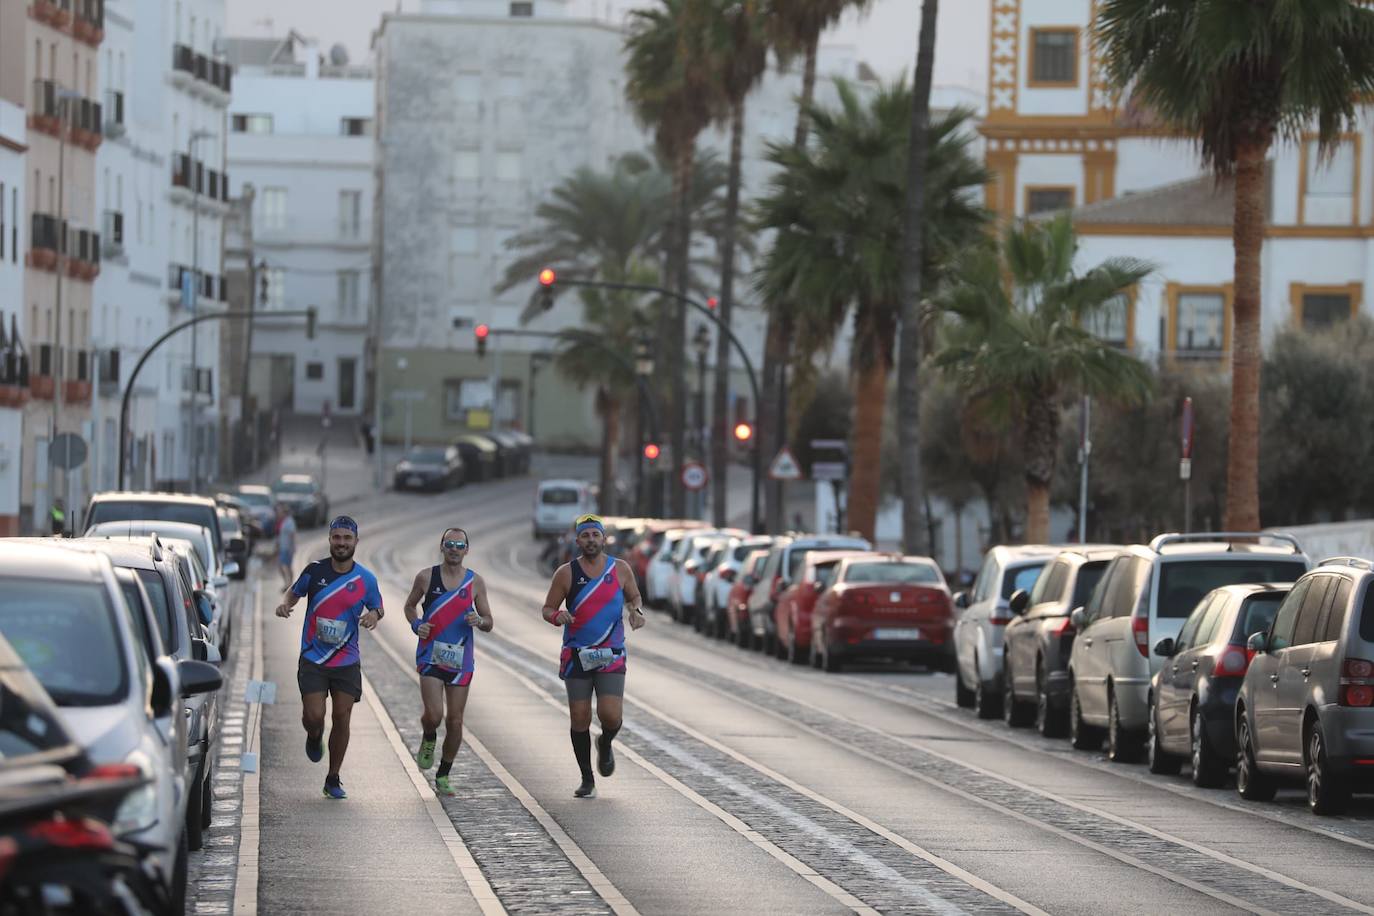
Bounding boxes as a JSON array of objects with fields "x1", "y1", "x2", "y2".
[{"x1": 233, "y1": 581, "x2": 263, "y2": 916}]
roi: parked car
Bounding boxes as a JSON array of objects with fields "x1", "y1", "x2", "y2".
[
  {"x1": 668, "y1": 529, "x2": 747, "y2": 624},
  {"x1": 453, "y1": 434, "x2": 499, "y2": 482},
  {"x1": 0, "y1": 541, "x2": 222, "y2": 913},
  {"x1": 1235, "y1": 558, "x2": 1374, "y2": 814},
  {"x1": 746, "y1": 534, "x2": 873, "y2": 654},
  {"x1": 701, "y1": 536, "x2": 774, "y2": 638},
  {"x1": 217, "y1": 507, "x2": 250, "y2": 579},
  {"x1": 1068, "y1": 532, "x2": 1309, "y2": 762},
  {"x1": 1146, "y1": 582, "x2": 1288, "y2": 786},
  {"x1": 773, "y1": 549, "x2": 871, "y2": 663},
  {"x1": 214, "y1": 492, "x2": 262, "y2": 542},
  {"x1": 394, "y1": 444, "x2": 466, "y2": 492},
  {"x1": 952, "y1": 545, "x2": 1060, "y2": 719},
  {"x1": 810, "y1": 555, "x2": 951, "y2": 672},
  {"x1": 85, "y1": 491, "x2": 226, "y2": 558},
  {"x1": 272, "y1": 474, "x2": 329, "y2": 527},
  {"x1": 726, "y1": 549, "x2": 771, "y2": 645},
  {"x1": 629, "y1": 520, "x2": 706, "y2": 595},
  {"x1": 533, "y1": 479, "x2": 595, "y2": 539},
  {"x1": 234, "y1": 484, "x2": 278, "y2": 540},
  {"x1": 646, "y1": 528, "x2": 699, "y2": 608},
  {"x1": 1002, "y1": 547, "x2": 1117, "y2": 735}
]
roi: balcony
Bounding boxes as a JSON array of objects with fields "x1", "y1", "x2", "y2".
[
  {"x1": 28, "y1": 80, "x2": 102, "y2": 149},
  {"x1": 96, "y1": 348, "x2": 120, "y2": 396},
  {"x1": 171, "y1": 44, "x2": 232, "y2": 103},
  {"x1": 0, "y1": 346, "x2": 30, "y2": 408},
  {"x1": 167, "y1": 264, "x2": 226, "y2": 307},
  {"x1": 27, "y1": 214, "x2": 99, "y2": 280},
  {"x1": 102, "y1": 210, "x2": 123, "y2": 258},
  {"x1": 30, "y1": 345, "x2": 55, "y2": 400},
  {"x1": 64, "y1": 379, "x2": 92, "y2": 404},
  {"x1": 30, "y1": 0, "x2": 72, "y2": 29},
  {"x1": 73, "y1": 0, "x2": 103, "y2": 46},
  {"x1": 103, "y1": 89, "x2": 124, "y2": 138}
]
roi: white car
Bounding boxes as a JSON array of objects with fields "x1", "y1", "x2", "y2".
[
  {"x1": 533, "y1": 479, "x2": 594, "y2": 539},
  {"x1": 668, "y1": 530, "x2": 747, "y2": 624},
  {"x1": 646, "y1": 529, "x2": 699, "y2": 608},
  {"x1": 701, "y1": 535, "x2": 774, "y2": 634},
  {"x1": 952, "y1": 545, "x2": 1060, "y2": 718}
]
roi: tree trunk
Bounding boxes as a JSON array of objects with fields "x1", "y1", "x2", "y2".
[
  {"x1": 1225, "y1": 141, "x2": 1267, "y2": 531},
  {"x1": 597, "y1": 389, "x2": 621, "y2": 515},
  {"x1": 897, "y1": 0, "x2": 939, "y2": 555},
  {"x1": 712, "y1": 97, "x2": 746, "y2": 529},
  {"x1": 669, "y1": 140, "x2": 695, "y2": 518},
  {"x1": 847, "y1": 350, "x2": 889, "y2": 542},
  {"x1": 1022, "y1": 389, "x2": 1058, "y2": 544}
]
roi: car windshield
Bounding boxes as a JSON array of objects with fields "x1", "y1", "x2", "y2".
[
  {"x1": 1158, "y1": 559, "x2": 1307, "y2": 619},
  {"x1": 0, "y1": 580, "x2": 128, "y2": 706},
  {"x1": 88, "y1": 500, "x2": 214, "y2": 531},
  {"x1": 1234, "y1": 595, "x2": 1283, "y2": 642},
  {"x1": 134, "y1": 569, "x2": 176, "y2": 654},
  {"x1": 1001, "y1": 563, "x2": 1046, "y2": 600},
  {"x1": 541, "y1": 487, "x2": 580, "y2": 505},
  {"x1": 406, "y1": 448, "x2": 447, "y2": 463},
  {"x1": 274, "y1": 480, "x2": 316, "y2": 494},
  {"x1": 789, "y1": 546, "x2": 864, "y2": 580},
  {"x1": 92, "y1": 525, "x2": 212, "y2": 573},
  {"x1": 237, "y1": 490, "x2": 273, "y2": 507},
  {"x1": 845, "y1": 562, "x2": 941, "y2": 585}
]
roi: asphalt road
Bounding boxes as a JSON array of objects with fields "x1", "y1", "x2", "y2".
[{"x1": 240, "y1": 463, "x2": 1374, "y2": 915}]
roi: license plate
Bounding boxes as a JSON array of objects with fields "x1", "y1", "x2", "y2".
[
  {"x1": 872, "y1": 628, "x2": 923, "y2": 640},
  {"x1": 407, "y1": 476, "x2": 423, "y2": 487}
]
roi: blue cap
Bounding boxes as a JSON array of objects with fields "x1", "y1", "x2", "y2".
[{"x1": 329, "y1": 515, "x2": 359, "y2": 534}]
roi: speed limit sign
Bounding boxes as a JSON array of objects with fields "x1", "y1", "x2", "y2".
[{"x1": 681, "y1": 462, "x2": 708, "y2": 491}]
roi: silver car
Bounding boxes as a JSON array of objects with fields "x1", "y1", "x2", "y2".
[
  {"x1": 0, "y1": 541, "x2": 222, "y2": 913},
  {"x1": 1069, "y1": 532, "x2": 1309, "y2": 762},
  {"x1": 1236, "y1": 557, "x2": 1374, "y2": 815}
]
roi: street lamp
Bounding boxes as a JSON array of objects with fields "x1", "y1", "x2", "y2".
[
  {"x1": 186, "y1": 128, "x2": 215, "y2": 493},
  {"x1": 634, "y1": 333, "x2": 655, "y2": 515}
]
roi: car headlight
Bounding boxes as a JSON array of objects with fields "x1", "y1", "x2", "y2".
[{"x1": 112, "y1": 751, "x2": 159, "y2": 835}]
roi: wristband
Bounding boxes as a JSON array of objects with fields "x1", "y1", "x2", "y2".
[{"x1": 410, "y1": 618, "x2": 422, "y2": 634}]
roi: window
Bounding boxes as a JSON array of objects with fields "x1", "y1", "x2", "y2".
[
  {"x1": 1025, "y1": 186, "x2": 1074, "y2": 216},
  {"x1": 1322, "y1": 579, "x2": 1352, "y2": 643},
  {"x1": 1029, "y1": 562, "x2": 1066, "y2": 605},
  {"x1": 1174, "y1": 596, "x2": 1212, "y2": 652},
  {"x1": 498, "y1": 74, "x2": 524, "y2": 98},
  {"x1": 495, "y1": 151, "x2": 522, "y2": 182},
  {"x1": 259, "y1": 187, "x2": 287, "y2": 231},
  {"x1": 1300, "y1": 135, "x2": 1358, "y2": 225},
  {"x1": 1086, "y1": 292, "x2": 1132, "y2": 348},
  {"x1": 338, "y1": 190, "x2": 362, "y2": 239},
  {"x1": 337, "y1": 270, "x2": 360, "y2": 319},
  {"x1": 1030, "y1": 28, "x2": 1078, "y2": 87},
  {"x1": 1291, "y1": 283, "x2": 1360, "y2": 331},
  {"x1": 1292, "y1": 576, "x2": 1333, "y2": 647},
  {"x1": 1071, "y1": 561, "x2": 1109, "y2": 612},
  {"x1": 1157, "y1": 559, "x2": 1307, "y2": 620},
  {"x1": 455, "y1": 73, "x2": 482, "y2": 103},
  {"x1": 972, "y1": 554, "x2": 997, "y2": 603},
  {"x1": 1269, "y1": 578, "x2": 1308, "y2": 651},
  {"x1": 454, "y1": 150, "x2": 480, "y2": 181},
  {"x1": 510, "y1": 1, "x2": 534, "y2": 15},
  {"x1": 1195, "y1": 595, "x2": 1230, "y2": 646},
  {"x1": 445, "y1": 378, "x2": 493, "y2": 420},
  {"x1": 1108, "y1": 556, "x2": 1152, "y2": 618},
  {"x1": 231, "y1": 114, "x2": 273, "y2": 133},
  {"x1": 1167, "y1": 285, "x2": 1231, "y2": 360},
  {"x1": 1235, "y1": 594, "x2": 1283, "y2": 643},
  {"x1": 264, "y1": 267, "x2": 285, "y2": 308},
  {"x1": 340, "y1": 117, "x2": 372, "y2": 136},
  {"x1": 1001, "y1": 562, "x2": 1046, "y2": 600},
  {"x1": 305, "y1": 362, "x2": 324, "y2": 381},
  {"x1": 451, "y1": 225, "x2": 479, "y2": 256}
]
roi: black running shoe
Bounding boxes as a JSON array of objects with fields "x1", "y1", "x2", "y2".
[
  {"x1": 573, "y1": 778, "x2": 597, "y2": 799},
  {"x1": 306, "y1": 734, "x2": 323, "y2": 763},
  {"x1": 596, "y1": 734, "x2": 616, "y2": 777}
]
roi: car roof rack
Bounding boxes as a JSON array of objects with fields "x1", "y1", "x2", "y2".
[
  {"x1": 1148, "y1": 531, "x2": 1304, "y2": 554},
  {"x1": 1318, "y1": 556, "x2": 1374, "y2": 571}
]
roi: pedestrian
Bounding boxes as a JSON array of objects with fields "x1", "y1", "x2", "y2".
[
  {"x1": 276, "y1": 503, "x2": 297, "y2": 588},
  {"x1": 275, "y1": 515, "x2": 383, "y2": 800},
  {"x1": 49, "y1": 498, "x2": 65, "y2": 537},
  {"x1": 539, "y1": 514, "x2": 646, "y2": 799},
  {"x1": 402, "y1": 527, "x2": 493, "y2": 797}
]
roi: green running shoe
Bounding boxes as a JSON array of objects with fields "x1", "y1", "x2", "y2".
[
  {"x1": 435, "y1": 775, "x2": 456, "y2": 797},
  {"x1": 417, "y1": 738, "x2": 436, "y2": 770}
]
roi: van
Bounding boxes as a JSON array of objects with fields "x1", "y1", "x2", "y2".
[{"x1": 534, "y1": 479, "x2": 594, "y2": 539}]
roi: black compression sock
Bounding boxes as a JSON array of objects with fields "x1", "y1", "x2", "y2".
[
  {"x1": 570, "y1": 729, "x2": 594, "y2": 781},
  {"x1": 436, "y1": 759, "x2": 453, "y2": 778},
  {"x1": 423, "y1": 730, "x2": 437, "y2": 742},
  {"x1": 325, "y1": 773, "x2": 341, "y2": 787},
  {"x1": 600, "y1": 723, "x2": 621, "y2": 745}
]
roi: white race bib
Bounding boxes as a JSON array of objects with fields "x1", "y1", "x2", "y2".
[
  {"x1": 315, "y1": 617, "x2": 348, "y2": 646},
  {"x1": 577, "y1": 646, "x2": 616, "y2": 670},
  {"x1": 431, "y1": 640, "x2": 464, "y2": 669}
]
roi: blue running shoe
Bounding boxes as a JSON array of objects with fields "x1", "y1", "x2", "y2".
[
  {"x1": 306, "y1": 734, "x2": 323, "y2": 763},
  {"x1": 322, "y1": 779, "x2": 347, "y2": 800}
]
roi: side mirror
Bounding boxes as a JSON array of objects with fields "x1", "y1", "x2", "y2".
[
  {"x1": 194, "y1": 590, "x2": 214, "y2": 627},
  {"x1": 191, "y1": 637, "x2": 222, "y2": 665},
  {"x1": 212, "y1": 573, "x2": 231, "y2": 588},
  {"x1": 1070, "y1": 606, "x2": 1086, "y2": 631},
  {"x1": 1153, "y1": 637, "x2": 1176, "y2": 657},
  {"x1": 228, "y1": 538, "x2": 247, "y2": 555},
  {"x1": 953, "y1": 591, "x2": 970, "y2": 610},
  {"x1": 176, "y1": 659, "x2": 223, "y2": 697},
  {"x1": 1008, "y1": 589, "x2": 1030, "y2": 616},
  {"x1": 152, "y1": 657, "x2": 177, "y2": 719},
  {"x1": 1246, "y1": 631, "x2": 1267, "y2": 654}
]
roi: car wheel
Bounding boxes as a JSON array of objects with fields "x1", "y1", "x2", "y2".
[
  {"x1": 763, "y1": 629, "x2": 777, "y2": 657},
  {"x1": 1147, "y1": 695, "x2": 1182, "y2": 775},
  {"x1": 1107, "y1": 688, "x2": 1143, "y2": 763},
  {"x1": 201, "y1": 765, "x2": 214, "y2": 829},
  {"x1": 1003, "y1": 657, "x2": 1033, "y2": 727},
  {"x1": 172, "y1": 829, "x2": 188, "y2": 916},
  {"x1": 973, "y1": 656, "x2": 1001, "y2": 720},
  {"x1": 1235, "y1": 713, "x2": 1277, "y2": 802},
  {"x1": 185, "y1": 769, "x2": 205, "y2": 851},
  {"x1": 1190, "y1": 706, "x2": 1225, "y2": 788},
  {"x1": 1070, "y1": 681, "x2": 1102, "y2": 751},
  {"x1": 1307, "y1": 720, "x2": 1350, "y2": 816},
  {"x1": 821, "y1": 640, "x2": 841, "y2": 673},
  {"x1": 955, "y1": 666, "x2": 975, "y2": 708},
  {"x1": 1035, "y1": 662, "x2": 1066, "y2": 738}
]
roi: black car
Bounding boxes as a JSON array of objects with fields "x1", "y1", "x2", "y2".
[
  {"x1": 272, "y1": 474, "x2": 330, "y2": 527},
  {"x1": 453, "y1": 435, "x2": 499, "y2": 481},
  {"x1": 394, "y1": 445, "x2": 466, "y2": 492},
  {"x1": 1147, "y1": 582, "x2": 1288, "y2": 786},
  {"x1": 1002, "y1": 547, "x2": 1117, "y2": 736}
]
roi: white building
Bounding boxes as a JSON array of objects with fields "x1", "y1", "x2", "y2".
[
  {"x1": 225, "y1": 34, "x2": 374, "y2": 417},
  {"x1": 0, "y1": 98, "x2": 25, "y2": 535}
]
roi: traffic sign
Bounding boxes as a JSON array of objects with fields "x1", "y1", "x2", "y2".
[
  {"x1": 1180, "y1": 396, "x2": 1194, "y2": 459},
  {"x1": 681, "y1": 462, "x2": 708, "y2": 491},
  {"x1": 812, "y1": 461, "x2": 847, "y2": 482},
  {"x1": 50, "y1": 432, "x2": 87, "y2": 470},
  {"x1": 769, "y1": 446, "x2": 802, "y2": 481}
]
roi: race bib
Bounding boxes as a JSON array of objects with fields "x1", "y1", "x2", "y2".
[
  {"x1": 577, "y1": 646, "x2": 616, "y2": 670},
  {"x1": 431, "y1": 640, "x2": 464, "y2": 670},
  {"x1": 315, "y1": 617, "x2": 349, "y2": 646}
]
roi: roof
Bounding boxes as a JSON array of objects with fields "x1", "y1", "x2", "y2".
[
  {"x1": 989, "y1": 544, "x2": 1063, "y2": 560},
  {"x1": 237, "y1": 484, "x2": 273, "y2": 494},
  {"x1": 49, "y1": 539, "x2": 160, "y2": 570},
  {"x1": 1060, "y1": 166, "x2": 1272, "y2": 230},
  {"x1": 0, "y1": 540, "x2": 110, "y2": 579},
  {"x1": 89, "y1": 491, "x2": 217, "y2": 508},
  {"x1": 87, "y1": 520, "x2": 212, "y2": 542}
]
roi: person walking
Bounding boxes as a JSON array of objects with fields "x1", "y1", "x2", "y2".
[
  {"x1": 402, "y1": 527, "x2": 493, "y2": 796},
  {"x1": 540, "y1": 514, "x2": 645, "y2": 798},
  {"x1": 275, "y1": 515, "x2": 383, "y2": 799},
  {"x1": 276, "y1": 503, "x2": 297, "y2": 588}
]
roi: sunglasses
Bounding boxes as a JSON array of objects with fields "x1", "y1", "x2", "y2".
[{"x1": 442, "y1": 540, "x2": 468, "y2": 551}]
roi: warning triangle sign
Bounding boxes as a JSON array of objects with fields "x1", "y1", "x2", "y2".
[{"x1": 769, "y1": 446, "x2": 802, "y2": 481}]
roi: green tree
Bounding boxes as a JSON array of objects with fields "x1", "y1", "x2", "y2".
[
  {"x1": 1095, "y1": 0, "x2": 1374, "y2": 531},
  {"x1": 934, "y1": 216, "x2": 1154, "y2": 543},
  {"x1": 754, "y1": 81, "x2": 989, "y2": 541}
]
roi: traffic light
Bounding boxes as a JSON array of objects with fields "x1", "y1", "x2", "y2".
[
  {"x1": 643, "y1": 442, "x2": 660, "y2": 461},
  {"x1": 706, "y1": 296, "x2": 719, "y2": 311},
  {"x1": 305, "y1": 306, "x2": 317, "y2": 340},
  {"x1": 733, "y1": 421, "x2": 753, "y2": 443},
  {"x1": 474, "y1": 323, "x2": 489, "y2": 358},
  {"x1": 537, "y1": 267, "x2": 556, "y2": 312}
]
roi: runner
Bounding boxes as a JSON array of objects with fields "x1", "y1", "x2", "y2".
[
  {"x1": 402, "y1": 527, "x2": 493, "y2": 796},
  {"x1": 276, "y1": 503, "x2": 298, "y2": 588},
  {"x1": 275, "y1": 515, "x2": 384, "y2": 799},
  {"x1": 539, "y1": 514, "x2": 646, "y2": 798}
]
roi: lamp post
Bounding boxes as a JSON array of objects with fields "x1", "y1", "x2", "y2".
[
  {"x1": 186, "y1": 128, "x2": 214, "y2": 493},
  {"x1": 692, "y1": 324, "x2": 710, "y2": 518},
  {"x1": 634, "y1": 333, "x2": 655, "y2": 516}
]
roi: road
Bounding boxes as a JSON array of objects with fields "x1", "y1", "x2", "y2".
[{"x1": 206, "y1": 462, "x2": 1374, "y2": 915}]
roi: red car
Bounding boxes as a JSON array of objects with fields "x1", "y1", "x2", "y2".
[
  {"x1": 727, "y1": 549, "x2": 770, "y2": 645},
  {"x1": 810, "y1": 555, "x2": 954, "y2": 672},
  {"x1": 774, "y1": 550, "x2": 872, "y2": 664}
]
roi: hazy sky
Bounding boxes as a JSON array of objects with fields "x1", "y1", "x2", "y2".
[{"x1": 226, "y1": 0, "x2": 991, "y2": 94}]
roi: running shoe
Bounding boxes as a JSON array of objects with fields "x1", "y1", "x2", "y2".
[
  {"x1": 434, "y1": 775, "x2": 456, "y2": 797},
  {"x1": 573, "y1": 778, "x2": 596, "y2": 799},
  {"x1": 322, "y1": 779, "x2": 347, "y2": 800},
  {"x1": 596, "y1": 734, "x2": 616, "y2": 778},
  {"x1": 417, "y1": 738, "x2": 437, "y2": 770},
  {"x1": 305, "y1": 734, "x2": 323, "y2": 763}
]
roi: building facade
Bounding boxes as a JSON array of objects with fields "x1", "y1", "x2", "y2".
[{"x1": 0, "y1": 94, "x2": 26, "y2": 536}]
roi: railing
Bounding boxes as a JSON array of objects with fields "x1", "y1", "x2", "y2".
[
  {"x1": 171, "y1": 44, "x2": 232, "y2": 93},
  {"x1": 104, "y1": 89, "x2": 124, "y2": 135},
  {"x1": 103, "y1": 210, "x2": 123, "y2": 249},
  {"x1": 30, "y1": 213, "x2": 63, "y2": 253}
]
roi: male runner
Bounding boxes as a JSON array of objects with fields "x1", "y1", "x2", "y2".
[
  {"x1": 540, "y1": 514, "x2": 645, "y2": 798},
  {"x1": 402, "y1": 527, "x2": 494, "y2": 796},
  {"x1": 276, "y1": 503, "x2": 298, "y2": 588},
  {"x1": 275, "y1": 515, "x2": 384, "y2": 799}
]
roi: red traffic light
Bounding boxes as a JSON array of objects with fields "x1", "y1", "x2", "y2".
[
  {"x1": 733, "y1": 422, "x2": 753, "y2": 442},
  {"x1": 474, "y1": 323, "x2": 489, "y2": 340},
  {"x1": 643, "y1": 442, "x2": 661, "y2": 461},
  {"x1": 706, "y1": 296, "x2": 718, "y2": 310},
  {"x1": 538, "y1": 268, "x2": 557, "y2": 287}
]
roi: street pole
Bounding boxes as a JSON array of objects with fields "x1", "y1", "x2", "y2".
[
  {"x1": 53, "y1": 91, "x2": 69, "y2": 524},
  {"x1": 186, "y1": 130, "x2": 213, "y2": 493},
  {"x1": 1078, "y1": 396, "x2": 1091, "y2": 543},
  {"x1": 238, "y1": 257, "x2": 263, "y2": 475}
]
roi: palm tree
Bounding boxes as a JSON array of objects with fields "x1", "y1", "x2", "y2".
[
  {"x1": 626, "y1": 0, "x2": 722, "y2": 516},
  {"x1": 757, "y1": 0, "x2": 872, "y2": 533},
  {"x1": 934, "y1": 216, "x2": 1154, "y2": 543},
  {"x1": 1095, "y1": 0, "x2": 1374, "y2": 530},
  {"x1": 754, "y1": 80, "x2": 989, "y2": 541}
]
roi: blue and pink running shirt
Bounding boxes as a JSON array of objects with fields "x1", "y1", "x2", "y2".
[
  {"x1": 415, "y1": 566, "x2": 477, "y2": 677},
  {"x1": 559, "y1": 557, "x2": 627, "y2": 679},
  {"x1": 291, "y1": 559, "x2": 383, "y2": 667}
]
